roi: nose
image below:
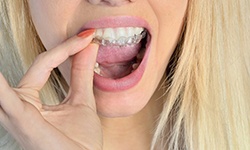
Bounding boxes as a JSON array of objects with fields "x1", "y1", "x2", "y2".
[{"x1": 87, "y1": 0, "x2": 134, "y2": 6}]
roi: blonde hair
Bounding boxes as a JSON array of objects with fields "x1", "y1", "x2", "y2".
[
  {"x1": 0, "y1": 1, "x2": 62, "y2": 149},
  {"x1": 0, "y1": 0, "x2": 249, "y2": 150},
  {"x1": 152, "y1": 0, "x2": 250, "y2": 149}
]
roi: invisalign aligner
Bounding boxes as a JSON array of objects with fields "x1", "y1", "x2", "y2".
[{"x1": 92, "y1": 30, "x2": 147, "y2": 46}]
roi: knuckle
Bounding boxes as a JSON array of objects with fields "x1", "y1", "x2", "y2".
[
  {"x1": 33, "y1": 52, "x2": 47, "y2": 65},
  {"x1": 72, "y1": 64, "x2": 93, "y2": 72}
]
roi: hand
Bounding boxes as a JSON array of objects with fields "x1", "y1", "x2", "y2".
[{"x1": 0, "y1": 30, "x2": 102, "y2": 150}]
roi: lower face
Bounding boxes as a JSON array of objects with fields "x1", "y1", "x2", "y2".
[{"x1": 28, "y1": 0, "x2": 188, "y2": 117}]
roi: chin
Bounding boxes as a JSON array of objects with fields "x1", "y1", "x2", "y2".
[
  {"x1": 93, "y1": 60, "x2": 162, "y2": 118},
  {"x1": 94, "y1": 85, "x2": 155, "y2": 118}
]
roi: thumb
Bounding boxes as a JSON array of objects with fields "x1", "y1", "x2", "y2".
[{"x1": 67, "y1": 43, "x2": 99, "y2": 109}]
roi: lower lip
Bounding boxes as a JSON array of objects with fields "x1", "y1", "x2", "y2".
[{"x1": 93, "y1": 42, "x2": 151, "y2": 92}]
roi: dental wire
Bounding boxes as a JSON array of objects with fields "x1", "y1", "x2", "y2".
[{"x1": 92, "y1": 30, "x2": 147, "y2": 46}]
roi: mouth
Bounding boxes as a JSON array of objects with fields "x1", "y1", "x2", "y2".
[
  {"x1": 93, "y1": 27, "x2": 148, "y2": 78},
  {"x1": 82, "y1": 16, "x2": 151, "y2": 91}
]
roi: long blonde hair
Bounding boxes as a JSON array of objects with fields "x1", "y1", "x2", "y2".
[
  {"x1": 153, "y1": 0, "x2": 250, "y2": 149},
  {"x1": 0, "y1": 1, "x2": 62, "y2": 149},
  {"x1": 0, "y1": 0, "x2": 249, "y2": 150}
]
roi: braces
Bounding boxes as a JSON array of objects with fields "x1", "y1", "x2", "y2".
[{"x1": 92, "y1": 30, "x2": 147, "y2": 46}]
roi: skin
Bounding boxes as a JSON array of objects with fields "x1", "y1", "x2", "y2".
[
  {"x1": 28, "y1": 0, "x2": 188, "y2": 117},
  {"x1": 0, "y1": 0, "x2": 187, "y2": 150}
]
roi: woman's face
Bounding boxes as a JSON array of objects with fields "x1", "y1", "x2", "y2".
[{"x1": 28, "y1": 0, "x2": 188, "y2": 117}]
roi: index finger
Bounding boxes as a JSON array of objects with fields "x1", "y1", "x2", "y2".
[{"x1": 18, "y1": 29, "x2": 95, "y2": 91}]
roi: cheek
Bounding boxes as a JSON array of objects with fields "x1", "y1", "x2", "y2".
[
  {"x1": 28, "y1": 0, "x2": 83, "y2": 87},
  {"x1": 151, "y1": 0, "x2": 187, "y2": 67},
  {"x1": 149, "y1": 0, "x2": 187, "y2": 39},
  {"x1": 28, "y1": 0, "x2": 81, "y2": 50}
]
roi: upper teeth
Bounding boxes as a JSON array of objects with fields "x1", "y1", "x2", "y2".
[
  {"x1": 95, "y1": 27, "x2": 144, "y2": 39},
  {"x1": 93, "y1": 27, "x2": 146, "y2": 46}
]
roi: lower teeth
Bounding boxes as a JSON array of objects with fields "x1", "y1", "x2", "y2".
[
  {"x1": 94, "y1": 63, "x2": 101, "y2": 75},
  {"x1": 94, "y1": 53, "x2": 143, "y2": 77},
  {"x1": 132, "y1": 63, "x2": 140, "y2": 70}
]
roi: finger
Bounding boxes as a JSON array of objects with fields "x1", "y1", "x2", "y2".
[
  {"x1": 18, "y1": 29, "x2": 95, "y2": 91},
  {"x1": 13, "y1": 88, "x2": 42, "y2": 110},
  {"x1": 67, "y1": 43, "x2": 99, "y2": 108},
  {"x1": 0, "y1": 73, "x2": 24, "y2": 117}
]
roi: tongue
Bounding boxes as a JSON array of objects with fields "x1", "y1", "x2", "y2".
[
  {"x1": 99, "y1": 62, "x2": 133, "y2": 79},
  {"x1": 96, "y1": 43, "x2": 141, "y2": 79}
]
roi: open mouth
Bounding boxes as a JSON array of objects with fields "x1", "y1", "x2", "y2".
[
  {"x1": 81, "y1": 16, "x2": 152, "y2": 91},
  {"x1": 92, "y1": 27, "x2": 150, "y2": 79}
]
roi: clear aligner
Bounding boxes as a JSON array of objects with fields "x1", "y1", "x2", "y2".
[{"x1": 92, "y1": 30, "x2": 147, "y2": 46}]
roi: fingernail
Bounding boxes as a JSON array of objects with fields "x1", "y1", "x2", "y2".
[{"x1": 77, "y1": 29, "x2": 95, "y2": 38}]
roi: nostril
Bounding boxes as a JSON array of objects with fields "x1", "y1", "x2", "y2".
[
  {"x1": 87, "y1": 0, "x2": 101, "y2": 5},
  {"x1": 87, "y1": 0, "x2": 132, "y2": 6}
]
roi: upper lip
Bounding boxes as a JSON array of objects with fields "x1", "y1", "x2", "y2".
[{"x1": 81, "y1": 16, "x2": 151, "y2": 34}]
